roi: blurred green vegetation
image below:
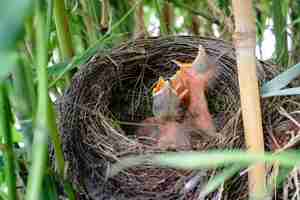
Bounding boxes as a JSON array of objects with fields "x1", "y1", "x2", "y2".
[{"x1": 0, "y1": 0, "x2": 300, "y2": 199}]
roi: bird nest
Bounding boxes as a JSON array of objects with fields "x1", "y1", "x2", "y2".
[{"x1": 57, "y1": 36, "x2": 300, "y2": 200}]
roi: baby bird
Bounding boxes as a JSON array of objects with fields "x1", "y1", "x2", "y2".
[
  {"x1": 170, "y1": 45, "x2": 217, "y2": 137},
  {"x1": 137, "y1": 45, "x2": 217, "y2": 150}
]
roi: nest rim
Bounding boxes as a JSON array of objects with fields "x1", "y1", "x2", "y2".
[{"x1": 57, "y1": 35, "x2": 298, "y2": 200}]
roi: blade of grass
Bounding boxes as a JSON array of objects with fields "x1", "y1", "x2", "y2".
[
  {"x1": 49, "y1": 0, "x2": 142, "y2": 87},
  {"x1": 109, "y1": 150, "x2": 300, "y2": 177},
  {"x1": 12, "y1": 61, "x2": 36, "y2": 159},
  {"x1": 79, "y1": 0, "x2": 98, "y2": 44},
  {"x1": 0, "y1": 52, "x2": 18, "y2": 81},
  {"x1": 53, "y1": 0, "x2": 74, "y2": 85},
  {"x1": 272, "y1": 166, "x2": 294, "y2": 188},
  {"x1": 48, "y1": 99, "x2": 75, "y2": 200},
  {"x1": 172, "y1": 0, "x2": 221, "y2": 26},
  {"x1": 199, "y1": 164, "x2": 243, "y2": 198},
  {"x1": 46, "y1": 0, "x2": 53, "y2": 49},
  {"x1": 272, "y1": 0, "x2": 289, "y2": 68},
  {"x1": 261, "y1": 63, "x2": 300, "y2": 94},
  {"x1": 47, "y1": 33, "x2": 126, "y2": 79},
  {"x1": 154, "y1": 0, "x2": 167, "y2": 35},
  {"x1": 262, "y1": 87, "x2": 300, "y2": 98},
  {"x1": 110, "y1": 1, "x2": 134, "y2": 35},
  {"x1": 0, "y1": 190, "x2": 9, "y2": 200},
  {"x1": 19, "y1": 54, "x2": 37, "y2": 109},
  {"x1": 47, "y1": 61, "x2": 68, "y2": 77},
  {"x1": 42, "y1": 176, "x2": 59, "y2": 200},
  {"x1": 48, "y1": 101, "x2": 64, "y2": 175},
  {"x1": 0, "y1": 83, "x2": 17, "y2": 200}
]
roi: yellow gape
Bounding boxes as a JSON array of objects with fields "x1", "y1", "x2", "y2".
[
  {"x1": 152, "y1": 77, "x2": 166, "y2": 94},
  {"x1": 152, "y1": 60, "x2": 192, "y2": 95}
]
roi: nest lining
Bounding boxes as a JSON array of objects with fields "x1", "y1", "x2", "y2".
[{"x1": 58, "y1": 36, "x2": 299, "y2": 200}]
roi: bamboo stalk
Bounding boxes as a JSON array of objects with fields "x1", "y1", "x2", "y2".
[
  {"x1": 53, "y1": 0, "x2": 74, "y2": 59},
  {"x1": 162, "y1": 0, "x2": 174, "y2": 34},
  {"x1": 132, "y1": 0, "x2": 148, "y2": 38},
  {"x1": 48, "y1": 101, "x2": 65, "y2": 176},
  {"x1": 0, "y1": 83, "x2": 17, "y2": 200},
  {"x1": 25, "y1": 2, "x2": 49, "y2": 199},
  {"x1": 46, "y1": 0, "x2": 66, "y2": 178},
  {"x1": 231, "y1": 1, "x2": 266, "y2": 199},
  {"x1": 100, "y1": 0, "x2": 110, "y2": 33},
  {"x1": 80, "y1": 0, "x2": 98, "y2": 44},
  {"x1": 154, "y1": 0, "x2": 167, "y2": 35},
  {"x1": 191, "y1": 15, "x2": 200, "y2": 35},
  {"x1": 189, "y1": 1, "x2": 213, "y2": 37},
  {"x1": 53, "y1": 0, "x2": 74, "y2": 86},
  {"x1": 207, "y1": 0, "x2": 234, "y2": 40},
  {"x1": 26, "y1": 2, "x2": 75, "y2": 199}
]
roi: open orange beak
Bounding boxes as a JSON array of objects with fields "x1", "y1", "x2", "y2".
[
  {"x1": 152, "y1": 77, "x2": 166, "y2": 94},
  {"x1": 151, "y1": 45, "x2": 216, "y2": 137}
]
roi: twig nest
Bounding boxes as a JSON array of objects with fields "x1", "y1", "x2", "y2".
[{"x1": 57, "y1": 36, "x2": 298, "y2": 200}]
